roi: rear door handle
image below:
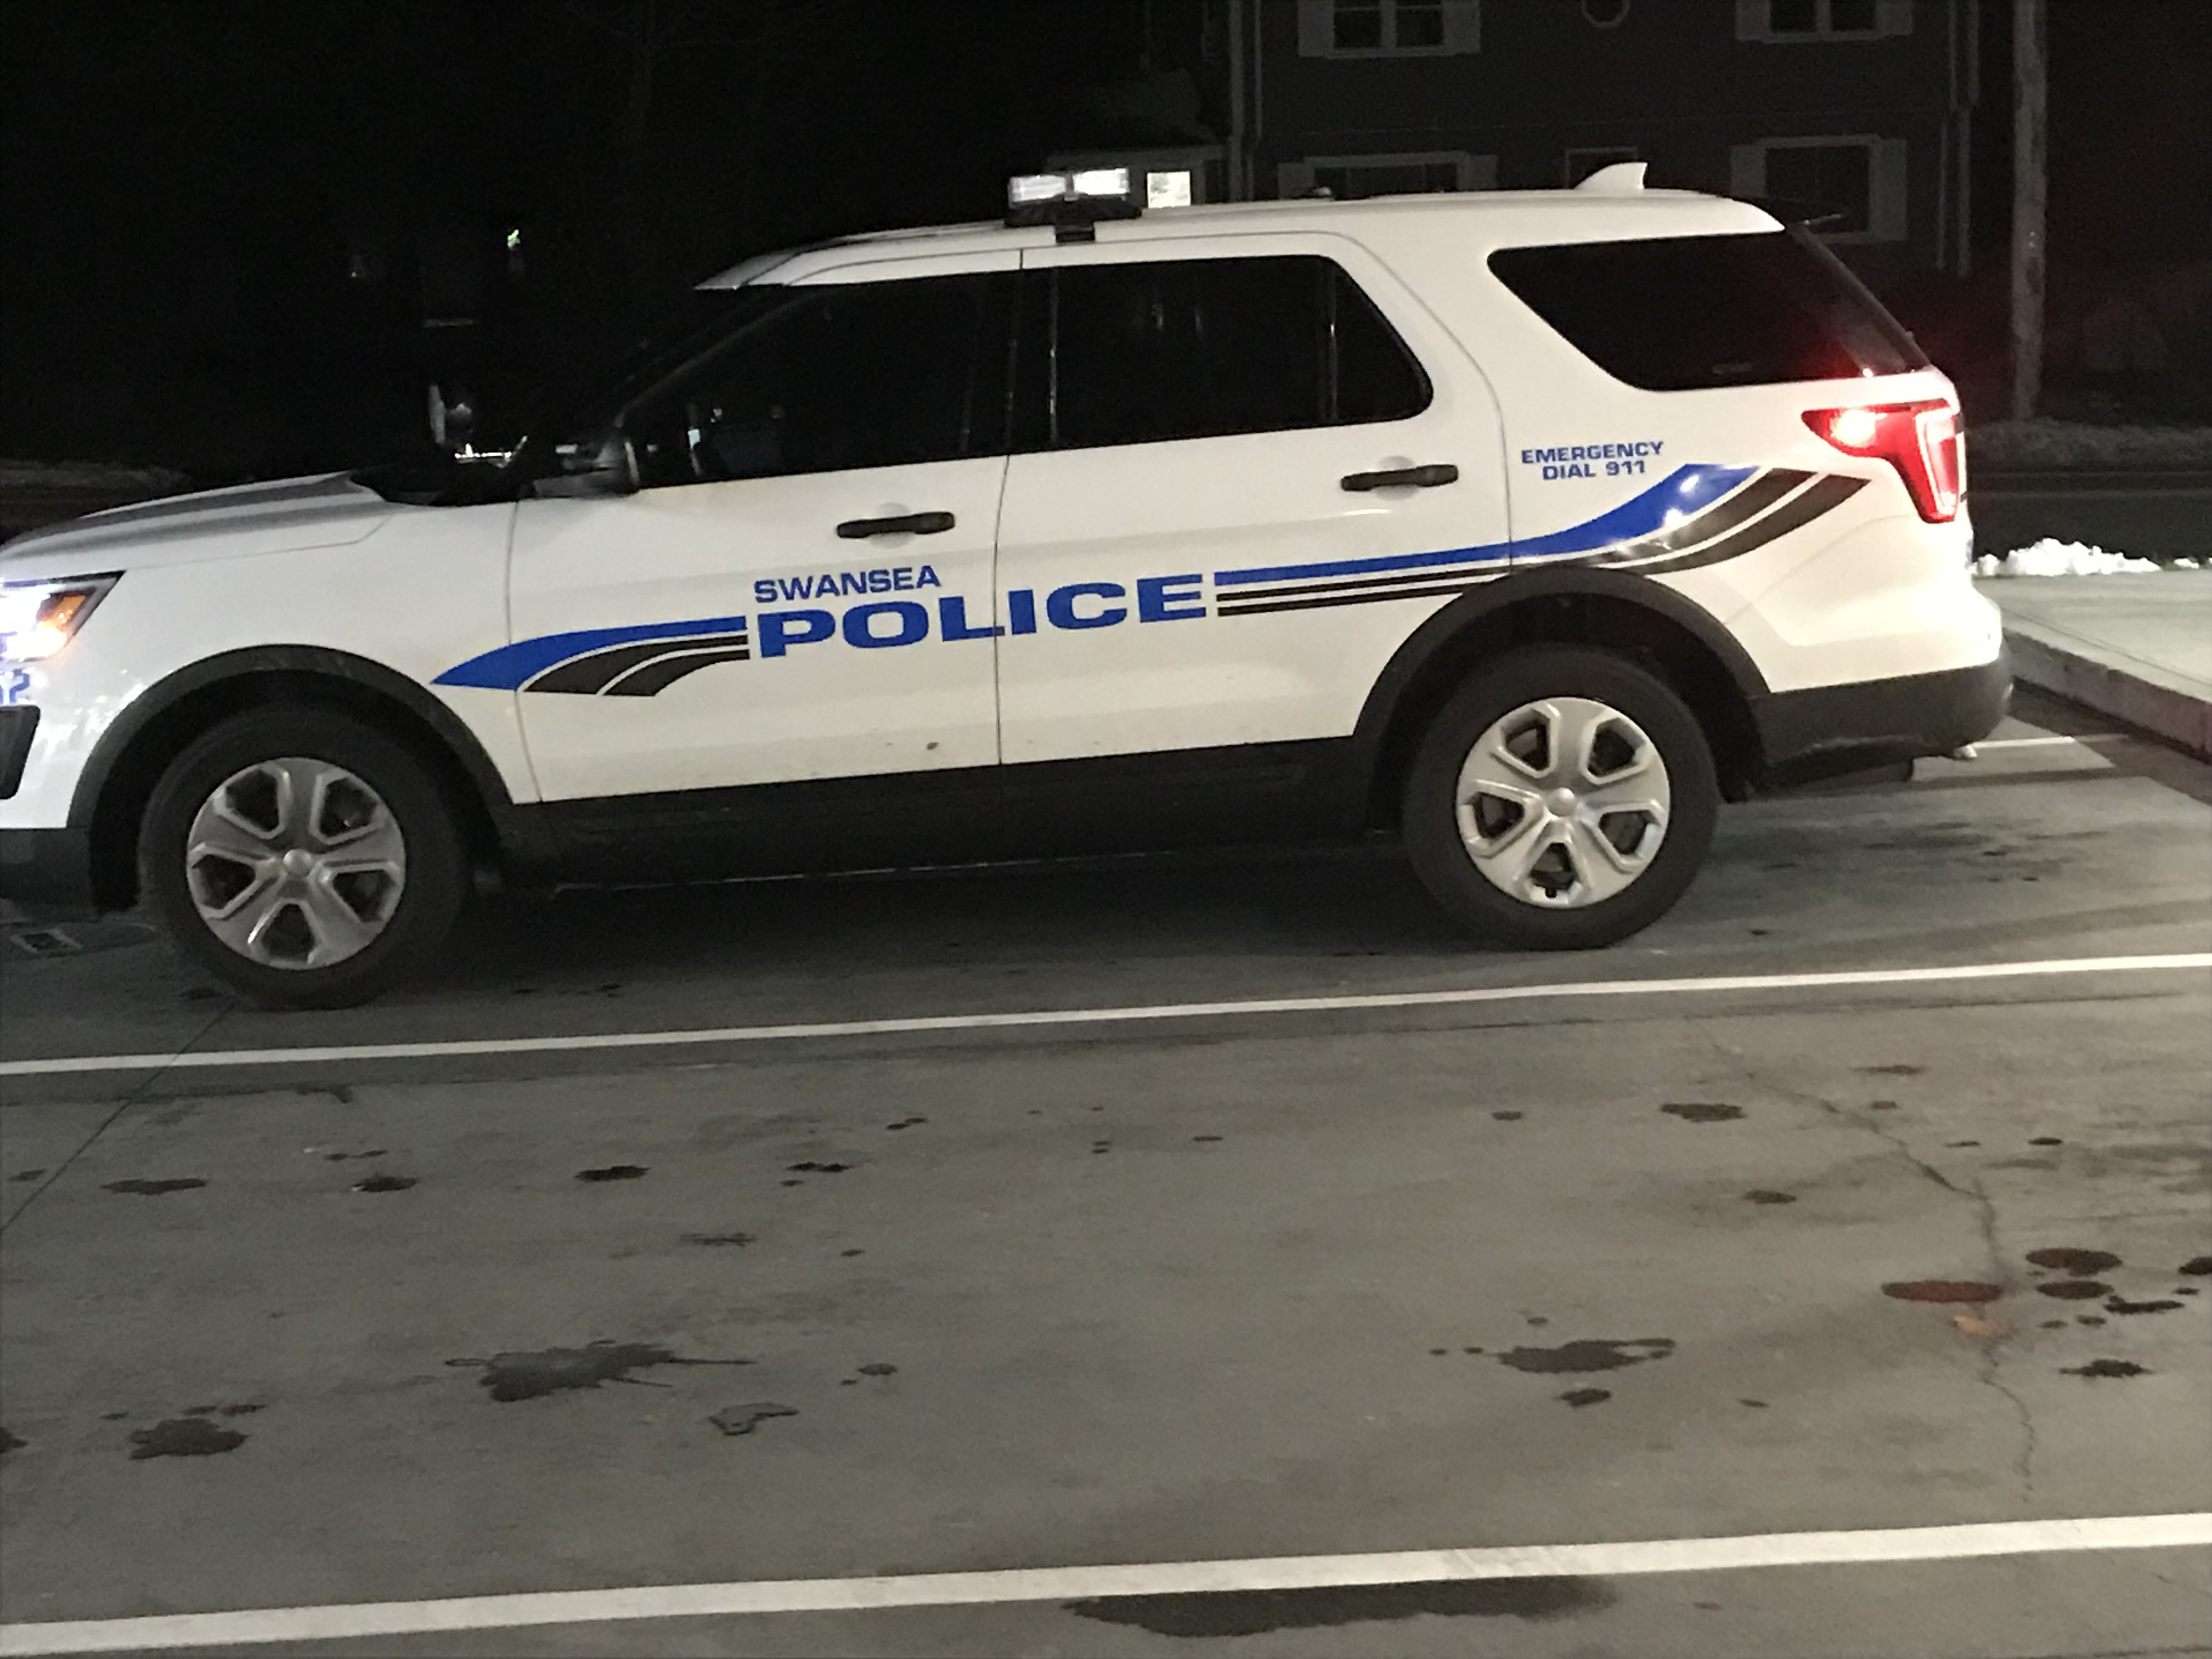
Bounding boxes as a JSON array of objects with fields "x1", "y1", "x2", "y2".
[
  {"x1": 836, "y1": 510, "x2": 955, "y2": 539},
  {"x1": 1340, "y1": 464, "x2": 1459, "y2": 492}
]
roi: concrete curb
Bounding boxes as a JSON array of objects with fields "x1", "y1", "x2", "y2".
[{"x1": 2002, "y1": 620, "x2": 2212, "y2": 760}]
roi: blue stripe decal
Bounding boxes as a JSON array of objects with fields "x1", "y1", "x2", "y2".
[
  {"x1": 435, "y1": 614, "x2": 751, "y2": 690},
  {"x1": 1211, "y1": 465, "x2": 1756, "y2": 588}
]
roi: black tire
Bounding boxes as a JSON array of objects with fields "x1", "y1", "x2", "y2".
[
  {"x1": 139, "y1": 708, "x2": 467, "y2": 1008},
  {"x1": 1401, "y1": 646, "x2": 1718, "y2": 950}
]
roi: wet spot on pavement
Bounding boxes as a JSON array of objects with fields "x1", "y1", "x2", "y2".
[
  {"x1": 2076, "y1": 1315, "x2": 2107, "y2": 1327},
  {"x1": 0, "y1": 1427, "x2": 22, "y2": 1453},
  {"x1": 885, "y1": 1116, "x2": 927, "y2": 1131},
  {"x1": 184, "y1": 1403, "x2": 263, "y2": 1417},
  {"x1": 2040, "y1": 1319, "x2": 2067, "y2": 1329},
  {"x1": 322, "y1": 1149, "x2": 385, "y2": 1161},
  {"x1": 1064, "y1": 1575, "x2": 1613, "y2": 1635},
  {"x1": 2027, "y1": 1248, "x2": 2121, "y2": 1275},
  {"x1": 1744, "y1": 1190, "x2": 1797, "y2": 1205},
  {"x1": 1946, "y1": 1140, "x2": 1981, "y2": 1149},
  {"x1": 1498, "y1": 1338, "x2": 1673, "y2": 1374},
  {"x1": 1739, "y1": 1399, "x2": 1768, "y2": 1408},
  {"x1": 447, "y1": 1341, "x2": 751, "y2": 1402},
  {"x1": 709, "y1": 1402, "x2": 797, "y2": 1436},
  {"x1": 1869, "y1": 1099, "x2": 1899, "y2": 1112},
  {"x1": 352, "y1": 1175, "x2": 416, "y2": 1193},
  {"x1": 857, "y1": 1363, "x2": 898, "y2": 1377},
  {"x1": 2028, "y1": 1136, "x2": 2064, "y2": 1147},
  {"x1": 1092, "y1": 1141, "x2": 1112, "y2": 1154},
  {"x1": 128, "y1": 1418, "x2": 245, "y2": 1459},
  {"x1": 1559, "y1": 1388, "x2": 1610, "y2": 1407},
  {"x1": 1662, "y1": 1103, "x2": 1742, "y2": 1122},
  {"x1": 840, "y1": 1248, "x2": 864, "y2": 1257},
  {"x1": 1430, "y1": 1347, "x2": 1449, "y2": 1356},
  {"x1": 2035, "y1": 1280, "x2": 2109, "y2": 1300},
  {"x1": 1193, "y1": 1135, "x2": 1222, "y2": 1143},
  {"x1": 1492, "y1": 1110, "x2": 1524, "y2": 1121},
  {"x1": 9, "y1": 1169, "x2": 44, "y2": 1182},
  {"x1": 1882, "y1": 1280, "x2": 2002, "y2": 1303},
  {"x1": 2064, "y1": 1359, "x2": 2147, "y2": 1379},
  {"x1": 1860, "y1": 1064, "x2": 1925, "y2": 1076},
  {"x1": 2180, "y1": 1256, "x2": 2212, "y2": 1276},
  {"x1": 577, "y1": 1165, "x2": 647, "y2": 1182},
  {"x1": 787, "y1": 1161, "x2": 850, "y2": 1175},
  {"x1": 103, "y1": 1178, "x2": 206, "y2": 1196},
  {"x1": 682, "y1": 1232, "x2": 756, "y2": 1247},
  {"x1": 2105, "y1": 1295, "x2": 2183, "y2": 1316}
]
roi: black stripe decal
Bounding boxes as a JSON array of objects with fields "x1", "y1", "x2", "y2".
[
  {"x1": 1630, "y1": 475, "x2": 1867, "y2": 577},
  {"x1": 602, "y1": 647, "x2": 753, "y2": 696},
  {"x1": 1579, "y1": 468, "x2": 1815, "y2": 567},
  {"x1": 1217, "y1": 557, "x2": 1508, "y2": 608},
  {"x1": 1218, "y1": 576, "x2": 1505, "y2": 618},
  {"x1": 527, "y1": 633, "x2": 751, "y2": 695}
]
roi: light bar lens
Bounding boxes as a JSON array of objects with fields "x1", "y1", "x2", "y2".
[
  {"x1": 1007, "y1": 173, "x2": 1069, "y2": 207},
  {"x1": 1071, "y1": 167, "x2": 1131, "y2": 199}
]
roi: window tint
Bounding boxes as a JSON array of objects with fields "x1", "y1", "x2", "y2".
[
  {"x1": 1487, "y1": 229, "x2": 1926, "y2": 390},
  {"x1": 1043, "y1": 256, "x2": 1428, "y2": 451},
  {"x1": 623, "y1": 274, "x2": 1006, "y2": 487}
]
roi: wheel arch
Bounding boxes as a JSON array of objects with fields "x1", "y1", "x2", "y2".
[
  {"x1": 1350, "y1": 568, "x2": 1771, "y2": 827},
  {"x1": 71, "y1": 646, "x2": 541, "y2": 911}
]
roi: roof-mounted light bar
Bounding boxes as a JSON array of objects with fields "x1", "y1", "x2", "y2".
[{"x1": 1005, "y1": 167, "x2": 1142, "y2": 240}]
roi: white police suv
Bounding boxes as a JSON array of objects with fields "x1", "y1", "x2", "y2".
[{"x1": 0, "y1": 165, "x2": 2006, "y2": 1006}]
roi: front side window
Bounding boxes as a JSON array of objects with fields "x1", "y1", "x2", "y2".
[
  {"x1": 620, "y1": 275, "x2": 1008, "y2": 488},
  {"x1": 1034, "y1": 256, "x2": 1429, "y2": 452}
]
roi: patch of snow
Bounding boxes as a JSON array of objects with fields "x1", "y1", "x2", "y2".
[
  {"x1": 2174, "y1": 557, "x2": 2202, "y2": 569},
  {"x1": 1975, "y1": 538, "x2": 2164, "y2": 577}
]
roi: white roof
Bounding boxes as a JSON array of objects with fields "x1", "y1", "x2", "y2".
[{"x1": 701, "y1": 187, "x2": 1780, "y2": 289}]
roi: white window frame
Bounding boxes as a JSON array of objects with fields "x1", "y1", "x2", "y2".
[
  {"x1": 1276, "y1": 150, "x2": 1497, "y2": 200},
  {"x1": 1735, "y1": 0, "x2": 1913, "y2": 41},
  {"x1": 1563, "y1": 145, "x2": 1642, "y2": 188},
  {"x1": 1729, "y1": 134, "x2": 1909, "y2": 244},
  {"x1": 1296, "y1": 0, "x2": 1481, "y2": 59}
]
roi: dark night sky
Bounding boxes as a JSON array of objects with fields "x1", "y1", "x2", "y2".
[{"x1": 3, "y1": 1, "x2": 2205, "y2": 476}]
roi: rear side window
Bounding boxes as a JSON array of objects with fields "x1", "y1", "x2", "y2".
[
  {"x1": 1037, "y1": 255, "x2": 1429, "y2": 451},
  {"x1": 1487, "y1": 228, "x2": 1927, "y2": 390}
]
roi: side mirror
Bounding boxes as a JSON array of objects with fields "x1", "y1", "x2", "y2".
[{"x1": 531, "y1": 430, "x2": 640, "y2": 498}]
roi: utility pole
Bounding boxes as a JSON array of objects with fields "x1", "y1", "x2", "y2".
[{"x1": 2010, "y1": 0, "x2": 2047, "y2": 421}]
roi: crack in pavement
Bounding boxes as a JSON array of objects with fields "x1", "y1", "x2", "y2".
[
  {"x1": 0, "y1": 998, "x2": 238, "y2": 1235},
  {"x1": 1692, "y1": 1020, "x2": 2039, "y2": 1499}
]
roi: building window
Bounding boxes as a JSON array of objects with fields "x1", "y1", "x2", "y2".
[
  {"x1": 1735, "y1": 0, "x2": 1912, "y2": 41},
  {"x1": 1728, "y1": 136, "x2": 1908, "y2": 243},
  {"x1": 1296, "y1": 0, "x2": 1480, "y2": 58},
  {"x1": 1277, "y1": 151, "x2": 1496, "y2": 200},
  {"x1": 1564, "y1": 146, "x2": 1642, "y2": 187}
]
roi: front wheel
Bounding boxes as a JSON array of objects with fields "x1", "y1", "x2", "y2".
[
  {"x1": 140, "y1": 708, "x2": 467, "y2": 1008},
  {"x1": 1401, "y1": 647, "x2": 1718, "y2": 950}
]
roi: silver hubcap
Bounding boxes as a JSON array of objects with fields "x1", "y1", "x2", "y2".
[
  {"x1": 1454, "y1": 696, "x2": 1671, "y2": 909},
  {"x1": 183, "y1": 758, "x2": 407, "y2": 969}
]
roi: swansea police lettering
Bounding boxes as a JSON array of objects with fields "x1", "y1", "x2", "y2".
[{"x1": 752, "y1": 565, "x2": 943, "y2": 603}]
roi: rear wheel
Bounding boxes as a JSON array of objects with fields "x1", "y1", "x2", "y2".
[
  {"x1": 1401, "y1": 647, "x2": 1718, "y2": 949},
  {"x1": 140, "y1": 708, "x2": 467, "y2": 1007}
]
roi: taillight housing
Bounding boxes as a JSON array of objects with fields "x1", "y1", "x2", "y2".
[{"x1": 1803, "y1": 399, "x2": 1963, "y2": 523}]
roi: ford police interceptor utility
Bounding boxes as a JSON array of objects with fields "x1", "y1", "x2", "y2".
[{"x1": 0, "y1": 165, "x2": 2007, "y2": 1007}]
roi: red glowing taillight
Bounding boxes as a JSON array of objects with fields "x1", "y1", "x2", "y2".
[{"x1": 1803, "y1": 399, "x2": 1963, "y2": 523}]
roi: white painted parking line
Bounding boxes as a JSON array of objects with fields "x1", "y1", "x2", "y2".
[
  {"x1": 2, "y1": 953, "x2": 2207, "y2": 1079},
  {"x1": 2, "y1": 1513, "x2": 2205, "y2": 1654},
  {"x1": 1971, "y1": 735, "x2": 2119, "y2": 749}
]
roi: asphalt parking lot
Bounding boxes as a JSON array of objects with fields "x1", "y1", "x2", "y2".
[{"x1": 2, "y1": 687, "x2": 2208, "y2": 1659}]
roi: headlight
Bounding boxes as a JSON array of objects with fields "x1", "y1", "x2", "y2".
[{"x1": 0, "y1": 573, "x2": 120, "y2": 663}]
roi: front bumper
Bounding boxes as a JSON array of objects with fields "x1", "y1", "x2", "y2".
[
  {"x1": 0, "y1": 826, "x2": 98, "y2": 917},
  {"x1": 1748, "y1": 650, "x2": 2012, "y2": 791}
]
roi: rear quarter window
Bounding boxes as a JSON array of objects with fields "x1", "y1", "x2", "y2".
[{"x1": 1487, "y1": 228, "x2": 1928, "y2": 391}]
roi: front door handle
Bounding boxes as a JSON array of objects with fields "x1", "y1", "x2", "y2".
[
  {"x1": 1340, "y1": 464, "x2": 1459, "y2": 492},
  {"x1": 836, "y1": 510, "x2": 956, "y2": 539}
]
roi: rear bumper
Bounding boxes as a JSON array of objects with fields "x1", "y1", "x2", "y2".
[
  {"x1": 0, "y1": 827, "x2": 98, "y2": 917},
  {"x1": 1749, "y1": 650, "x2": 2012, "y2": 791}
]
